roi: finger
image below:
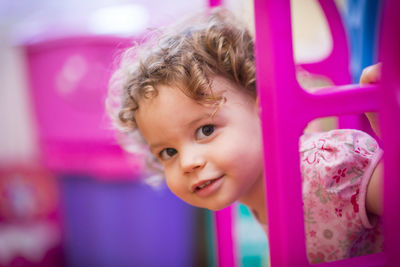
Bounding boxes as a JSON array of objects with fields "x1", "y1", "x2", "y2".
[{"x1": 360, "y1": 63, "x2": 382, "y2": 84}]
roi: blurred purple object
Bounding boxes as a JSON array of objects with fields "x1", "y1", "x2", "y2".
[{"x1": 59, "y1": 175, "x2": 198, "y2": 267}]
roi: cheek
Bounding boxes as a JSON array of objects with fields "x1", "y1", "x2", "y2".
[
  {"x1": 220, "y1": 126, "x2": 263, "y2": 171},
  {"x1": 164, "y1": 169, "x2": 185, "y2": 196}
]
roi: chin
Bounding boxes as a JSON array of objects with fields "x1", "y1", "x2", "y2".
[
  {"x1": 183, "y1": 194, "x2": 237, "y2": 211},
  {"x1": 185, "y1": 201, "x2": 227, "y2": 211},
  {"x1": 203, "y1": 200, "x2": 236, "y2": 211}
]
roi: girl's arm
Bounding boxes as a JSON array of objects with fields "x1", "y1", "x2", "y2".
[
  {"x1": 361, "y1": 63, "x2": 382, "y2": 137},
  {"x1": 360, "y1": 63, "x2": 383, "y2": 216},
  {"x1": 366, "y1": 161, "x2": 383, "y2": 216}
]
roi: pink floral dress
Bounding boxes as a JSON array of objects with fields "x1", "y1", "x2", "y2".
[
  {"x1": 300, "y1": 129, "x2": 383, "y2": 264},
  {"x1": 253, "y1": 129, "x2": 383, "y2": 264}
]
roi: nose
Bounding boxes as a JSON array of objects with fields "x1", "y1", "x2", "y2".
[{"x1": 180, "y1": 145, "x2": 206, "y2": 174}]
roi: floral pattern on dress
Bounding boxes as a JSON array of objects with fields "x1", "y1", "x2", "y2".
[{"x1": 299, "y1": 129, "x2": 383, "y2": 264}]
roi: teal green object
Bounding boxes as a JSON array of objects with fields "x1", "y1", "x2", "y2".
[
  {"x1": 235, "y1": 204, "x2": 269, "y2": 267},
  {"x1": 205, "y1": 210, "x2": 217, "y2": 267}
]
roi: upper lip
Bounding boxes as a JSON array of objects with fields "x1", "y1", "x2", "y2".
[{"x1": 190, "y1": 175, "x2": 224, "y2": 192}]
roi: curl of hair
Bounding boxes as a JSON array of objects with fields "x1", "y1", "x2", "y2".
[{"x1": 107, "y1": 7, "x2": 256, "y2": 135}]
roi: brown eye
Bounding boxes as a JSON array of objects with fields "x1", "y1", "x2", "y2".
[
  {"x1": 159, "y1": 148, "x2": 177, "y2": 160},
  {"x1": 196, "y1": 124, "x2": 215, "y2": 140}
]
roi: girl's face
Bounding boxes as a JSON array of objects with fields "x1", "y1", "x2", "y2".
[{"x1": 135, "y1": 77, "x2": 264, "y2": 210}]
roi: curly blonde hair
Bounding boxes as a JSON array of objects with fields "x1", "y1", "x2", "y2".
[{"x1": 107, "y1": 7, "x2": 256, "y2": 137}]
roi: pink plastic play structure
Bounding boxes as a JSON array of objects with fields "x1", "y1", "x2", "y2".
[{"x1": 214, "y1": 0, "x2": 400, "y2": 266}]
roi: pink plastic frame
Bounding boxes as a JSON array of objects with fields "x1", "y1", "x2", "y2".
[
  {"x1": 213, "y1": 1, "x2": 356, "y2": 266},
  {"x1": 253, "y1": 0, "x2": 400, "y2": 267}
]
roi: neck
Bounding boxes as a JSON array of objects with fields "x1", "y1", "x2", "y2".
[{"x1": 239, "y1": 174, "x2": 267, "y2": 225}]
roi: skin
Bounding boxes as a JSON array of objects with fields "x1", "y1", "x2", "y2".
[
  {"x1": 135, "y1": 76, "x2": 267, "y2": 223},
  {"x1": 134, "y1": 65, "x2": 383, "y2": 225},
  {"x1": 360, "y1": 63, "x2": 383, "y2": 216}
]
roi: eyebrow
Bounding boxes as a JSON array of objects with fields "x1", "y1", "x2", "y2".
[
  {"x1": 149, "y1": 143, "x2": 163, "y2": 154},
  {"x1": 184, "y1": 112, "x2": 213, "y2": 128}
]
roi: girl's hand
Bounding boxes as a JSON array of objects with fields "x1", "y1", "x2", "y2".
[
  {"x1": 360, "y1": 63, "x2": 382, "y2": 137},
  {"x1": 360, "y1": 63, "x2": 383, "y2": 216},
  {"x1": 360, "y1": 63, "x2": 381, "y2": 84}
]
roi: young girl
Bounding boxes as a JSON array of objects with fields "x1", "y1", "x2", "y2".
[{"x1": 107, "y1": 8, "x2": 383, "y2": 264}]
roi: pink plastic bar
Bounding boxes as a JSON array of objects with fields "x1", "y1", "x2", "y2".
[{"x1": 254, "y1": 0, "x2": 399, "y2": 267}]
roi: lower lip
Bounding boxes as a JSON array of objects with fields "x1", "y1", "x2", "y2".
[{"x1": 195, "y1": 176, "x2": 224, "y2": 198}]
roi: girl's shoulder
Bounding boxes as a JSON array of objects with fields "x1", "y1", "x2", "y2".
[
  {"x1": 299, "y1": 129, "x2": 380, "y2": 155},
  {"x1": 299, "y1": 129, "x2": 381, "y2": 174},
  {"x1": 300, "y1": 129, "x2": 383, "y2": 227},
  {"x1": 299, "y1": 129, "x2": 382, "y2": 185}
]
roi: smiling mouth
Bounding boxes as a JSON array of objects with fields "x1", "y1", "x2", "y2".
[{"x1": 193, "y1": 175, "x2": 224, "y2": 192}]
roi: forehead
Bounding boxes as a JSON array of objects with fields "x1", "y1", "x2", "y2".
[
  {"x1": 134, "y1": 83, "x2": 208, "y2": 140},
  {"x1": 134, "y1": 85, "x2": 205, "y2": 153},
  {"x1": 137, "y1": 83, "x2": 209, "y2": 119},
  {"x1": 136, "y1": 76, "x2": 246, "y2": 116},
  {"x1": 134, "y1": 76, "x2": 255, "y2": 139}
]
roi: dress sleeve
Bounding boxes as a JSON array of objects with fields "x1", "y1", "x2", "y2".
[{"x1": 300, "y1": 129, "x2": 383, "y2": 229}]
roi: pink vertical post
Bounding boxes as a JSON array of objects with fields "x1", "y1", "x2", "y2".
[
  {"x1": 254, "y1": 1, "x2": 308, "y2": 265},
  {"x1": 379, "y1": 0, "x2": 400, "y2": 265}
]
